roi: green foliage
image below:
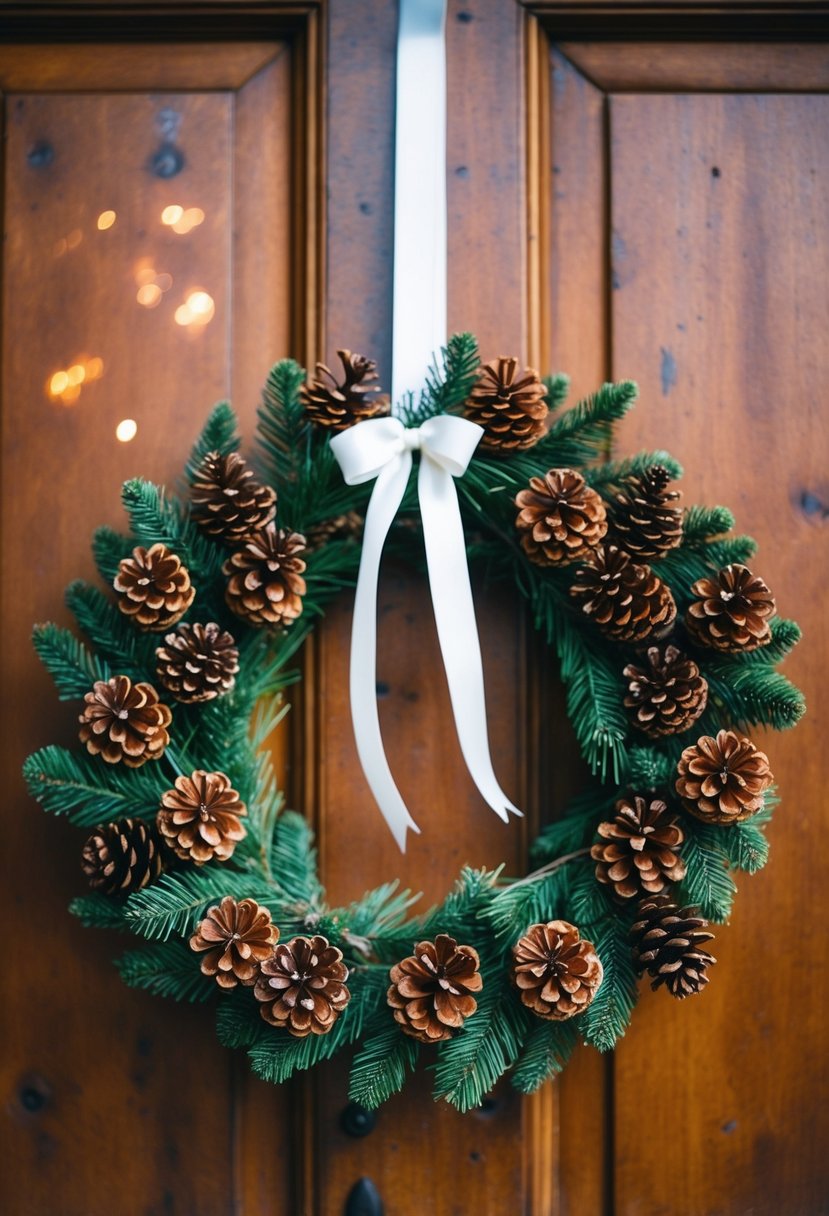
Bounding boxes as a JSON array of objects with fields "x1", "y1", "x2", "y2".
[
  {"x1": 70, "y1": 893, "x2": 133, "y2": 930},
  {"x1": 586, "y1": 451, "x2": 683, "y2": 490},
  {"x1": 33, "y1": 623, "x2": 109, "y2": 699},
  {"x1": 543, "y1": 372, "x2": 570, "y2": 412},
  {"x1": 256, "y1": 359, "x2": 309, "y2": 504},
  {"x1": 720, "y1": 815, "x2": 771, "y2": 875},
  {"x1": 681, "y1": 505, "x2": 736, "y2": 546},
  {"x1": 705, "y1": 663, "x2": 805, "y2": 732},
  {"x1": 92, "y1": 525, "x2": 134, "y2": 584},
  {"x1": 116, "y1": 940, "x2": 212, "y2": 1003},
  {"x1": 124, "y1": 869, "x2": 280, "y2": 941},
  {"x1": 511, "y1": 1017, "x2": 580, "y2": 1094},
  {"x1": 24, "y1": 745, "x2": 167, "y2": 826},
  {"x1": 270, "y1": 811, "x2": 323, "y2": 908},
  {"x1": 410, "y1": 332, "x2": 481, "y2": 422},
  {"x1": 679, "y1": 820, "x2": 738, "y2": 922},
  {"x1": 121, "y1": 478, "x2": 222, "y2": 584},
  {"x1": 66, "y1": 580, "x2": 152, "y2": 678},
  {"x1": 626, "y1": 746, "x2": 676, "y2": 792},
  {"x1": 185, "y1": 400, "x2": 240, "y2": 484},
  {"x1": 349, "y1": 1020, "x2": 420, "y2": 1109},
  {"x1": 579, "y1": 916, "x2": 639, "y2": 1053},
  {"x1": 216, "y1": 986, "x2": 270, "y2": 1049},
  {"x1": 536, "y1": 380, "x2": 638, "y2": 468}
]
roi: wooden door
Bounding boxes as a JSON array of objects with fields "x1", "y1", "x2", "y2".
[{"x1": 2, "y1": 3, "x2": 827, "y2": 1215}]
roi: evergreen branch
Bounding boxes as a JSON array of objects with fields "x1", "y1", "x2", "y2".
[
  {"x1": 511, "y1": 1018, "x2": 580, "y2": 1094},
  {"x1": 121, "y1": 478, "x2": 222, "y2": 583},
  {"x1": 534, "y1": 381, "x2": 638, "y2": 467},
  {"x1": 116, "y1": 940, "x2": 213, "y2": 1003},
  {"x1": 705, "y1": 665, "x2": 806, "y2": 732},
  {"x1": 678, "y1": 821, "x2": 737, "y2": 922},
  {"x1": 124, "y1": 869, "x2": 280, "y2": 941},
  {"x1": 348, "y1": 1020, "x2": 420, "y2": 1110},
  {"x1": 626, "y1": 746, "x2": 676, "y2": 792},
  {"x1": 414, "y1": 332, "x2": 481, "y2": 421},
  {"x1": 66, "y1": 580, "x2": 152, "y2": 679},
  {"x1": 530, "y1": 790, "x2": 616, "y2": 867},
  {"x1": 92, "y1": 526, "x2": 135, "y2": 584},
  {"x1": 433, "y1": 968, "x2": 529, "y2": 1112},
  {"x1": 256, "y1": 358, "x2": 310, "y2": 511},
  {"x1": 585, "y1": 451, "x2": 683, "y2": 490},
  {"x1": 543, "y1": 372, "x2": 570, "y2": 413},
  {"x1": 715, "y1": 617, "x2": 802, "y2": 669},
  {"x1": 269, "y1": 811, "x2": 324, "y2": 908},
  {"x1": 719, "y1": 815, "x2": 771, "y2": 875},
  {"x1": 681, "y1": 505, "x2": 736, "y2": 547},
  {"x1": 32, "y1": 623, "x2": 110, "y2": 700},
  {"x1": 69, "y1": 893, "x2": 133, "y2": 930},
  {"x1": 24, "y1": 745, "x2": 167, "y2": 825},
  {"x1": 579, "y1": 916, "x2": 638, "y2": 1052},
  {"x1": 185, "y1": 400, "x2": 240, "y2": 484},
  {"x1": 216, "y1": 986, "x2": 269, "y2": 1048}
]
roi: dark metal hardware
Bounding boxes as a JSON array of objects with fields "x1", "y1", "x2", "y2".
[
  {"x1": 149, "y1": 143, "x2": 185, "y2": 179},
  {"x1": 340, "y1": 1101, "x2": 378, "y2": 1138},
  {"x1": 27, "y1": 141, "x2": 54, "y2": 168},
  {"x1": 344, "y1": 1177, "x2": 384, "y2": 1216}
]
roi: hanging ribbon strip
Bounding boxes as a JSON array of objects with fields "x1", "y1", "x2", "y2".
[{"x1": 331, "y1": 416, "x2": 522, "y2": 851}]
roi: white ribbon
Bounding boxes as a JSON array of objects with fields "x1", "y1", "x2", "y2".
[{"x1": 331, "y1": 415, "x2": 522, "y2": 851}]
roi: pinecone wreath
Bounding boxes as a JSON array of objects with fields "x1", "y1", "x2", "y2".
[
  {"x1": 514, "y1": 468, "x2": 607, "y2": 566},
  {"x1": 113, "y1": 543, "x2": 195, "y2": 631},
  {"x1": 464, "y1": 356, "x2": 548, "y2": 451},
  {"x1": 79, "y1": 676, "x2": 172, "y2": 767},
  {"x1": 387, "y1": 935, "x2": 482, "y2": 1043},
  {"x1": 190, "y1": 451, "x2": 277, "y2": 543},
  {"x1": 156, "y1": 770, "x2": 247, "y2": 863},
  {"x1": 608, "y1": 465, "x2": 683, "y2": 558},
  {"x1": 631, "y1": 896, "x2": 716, "y2": 998},
  {"x1": 81, "y1": 818, "x2": 164, "y2": 895},
  {"x1": 570, "y1": 545, "x2": 677, "y2": 642},
  {"x1": 190, "y1": 896, "x2": 279, "y2": 989},
  {"x1": 301, "y1": 349, "x2": 388, "y2": 431},
  {"x1": 685, "y1": 563, "x2": 775, "y2": 652},
  {"x1": 676, "y1": 730, "x2": 773, "y2": 824},
  {"x1": 592, "y1": 795, "x2": 686, "y2": 899},
  {"x1": 254, "y1": 935, "x2": 351, "y2": 1036},
  {"x1": 155, "y1": 621, "x2": 239, "y2": 703},
  {"x1": 511, "y1": 921, "x2": 603, "y2": 1020},
  {"x1": 224, "y1": 525, "x2": 307, "y2": 627},
  {"x1": 623, "y1": 643, "x2": 708, "y2": 738}
]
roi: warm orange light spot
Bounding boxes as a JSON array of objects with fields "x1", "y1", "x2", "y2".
[
  {"x1": 60, "y1": 384, "x2": 82, "y2": 406},
  {"x1": 53, "y1": 238, "x2": 68, "y2": 259},
  {"x1": 85, "y1": 356, "x2": 104, "y2": 380},
  {"x1": 66, "y1": 363, "x2": 86, "y2": 387},
  {"x1": 97, "y1": 210, "x2": 116, "y2": 231},
  {"x1": 174, "y1": 304, "x2": 193, "y2": 326},
  {"x1": 66, "y1": 228, "x2": 83, "y2": 250},
  {"x1": 116, "y1": 418, "x2": 138, "y2": 442},
  {"x1": 171, "y1": 206, "x2": 205, "y2": 235},
  {"x1": 187, "y1": 290, "x2": 214, "y2": 317},
  {"x1": 49, "y1": 371, "x2": 70, "y2": 395},
  {"x1": 161, "y1": 205, "x2": 184, "y2": 226},
  {"x1": 137, "y1": 283, "x2": 163, "y2": 308}
]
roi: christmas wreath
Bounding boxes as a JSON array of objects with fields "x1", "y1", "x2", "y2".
[{"x1": 25, "y1": 334, "x2": 805, "y2": 1111}]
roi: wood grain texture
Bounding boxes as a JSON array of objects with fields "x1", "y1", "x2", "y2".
[
  {"x1": 560, "y1": 40, "x2": 829, "y2": 90},
  {"x1": 609, "y1": 87, "x2": 829, "y2": 1216},
  {"x1": 0, "y1": 43, "x2": 282, "y2": 89},
  {"x1": 0, "y1": 56, "x2": 295, "y2": 1216}
]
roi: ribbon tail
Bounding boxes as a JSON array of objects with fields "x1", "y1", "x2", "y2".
[
  {"x1": 349, "y1": 454, "x2": 421, "y2": 852},
  {"x1": 418, "y1": 455, "x2": 522, "y2": 824}
]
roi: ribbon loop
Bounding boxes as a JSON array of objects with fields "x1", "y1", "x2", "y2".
[{"x1": 330, "y1": 416, "x2": 522, "y2": 851}]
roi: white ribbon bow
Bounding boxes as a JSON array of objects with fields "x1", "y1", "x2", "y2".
[{"x1": 330, "y1": 414, "x2": 522, "y2": 851}]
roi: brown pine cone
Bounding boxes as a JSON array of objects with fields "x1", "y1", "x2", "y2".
[
  {"x1": 570, "y1": 545, "x2": 677, "y2": 643},
  {"x1": 515, "y1": 468, "x2": 608, "y2": 566},
  {"x1": 190, "y1": 896, "x2": 279, "y2": 990},
  {"x1": 464, "y1": 356, "x2": 548, "y2": 451},
  {"x1": 623, "y1": 643, "x2": 708, "y2": 738},
  {"x1": 156, "y1": 770, "x2": 247, "y2": 864},
  {"x1": 306, "y1": 510, "x2": 364, "y2": 549},
  {"x1": 608, "y1": 465, "x2": 683, "y2": 558},
  {"x1": 511, "y1": 921, "x2": 603, "y2": 1020},
  {"x1": 387, "y1": 934, "x2": 482, "y2": 1043},
  {"x1": 81, "y1": 818, "x2": 164, "y2": 895},
  {"x1": 301, "y1": 349, "x2": 388, "y2": 431},
  {"x1": 592, "y1": 795, "x2": 686, "y2": 900},
  {"x1": 190, "y1": 450, "x2": 276, "y2": 543},
  {"x1": 113, "y1": 543, "x2": 195, "y2": 632},
  {"x1": 676, "y1": 729, "x2": 773, "y2": 824},
  {"x1": 155, "y1": 621, "x2": 239, "y2": 704},
  {"x1": 631, "y1": 895, "x2": 715, "y2": 998},
  {"x1": 254, "y1": 935, "x2": 350, "y2": 1036},
  {"x1": 685, "y1": 563, "x2": 775, "y2": 652},
  {"x1": 79, "y1": 676, "x2": 172, "y2": 767},
  {"x1": 224, "y1": 525, "x2": 307, "y2": 627}
]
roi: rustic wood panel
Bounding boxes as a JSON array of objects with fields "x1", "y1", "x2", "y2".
[
  {"x1": 609, "y1": 88, "x2": 829, "y2": 1216},
  {"x1": 0, "y1": 54, "x2": 295, "y2": 1216}
]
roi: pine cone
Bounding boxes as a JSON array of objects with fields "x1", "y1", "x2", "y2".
[
  {"x1": 631, "y1": 895, "x2": 715, "y2": 998},
  {"x1": 676, "y1": 729, "x2": 773, "y2": 824},
  {"x1": 306, "y1": 510, "x2": 364, "y2": 549},
  {"x1": 685, "y1": 564, "x2": 775, "y2": 652},
  {"x1": 464, "y1": 356, "x2": 548, "y2": 451},
  {"x1": 156, "y1": 770, "x2": 247, "y2": 864},
  {"x1": 387, "y1": 934, "x2": 482, "y2": 1043},
  {"x1": 608, "y1": 465, "x2": 683, "y2": 558},
  {"x1": 190, "y1": 896, "x2": 278, "y2": 990},
  {"x1": 515, "y1": 468, "x2": 608, "y2": 566},
  {"x1": 224, "y1": 525, "x2": 307, "y2": 627},
  {"x1": 190, "y1": 450, "x2": 276, "y2": 543},
  {"x1": 592, "y1": 795, "x2": 686, "y2": 900},
  {"x1": 155, "y1": 621, "x2": 239, "y2": 704},
  {"x1": 511, "y1": 921, "x2": 603, "y2": 1020},
  {"x1": 301, "y1": 349, "x2": 388, "y2": 431},
  {"x1": 570, "y1": 545, "x2": 677, "y2": 643},
  {"x1": 81, "y1": 818, "x2": 164, "y2": 895},
  {"x1": 623, "y1": 643, "x2": 708, "y2": 738},
  {"x1": 113, "y1": 543, "x2": 195, "y2": 632},
  {"x1": 254, "y1": 935, "x2": 350, "y2": 1036},
  {"x1": 79, "y1": 676, "x2": 172, "y2": 767}
]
